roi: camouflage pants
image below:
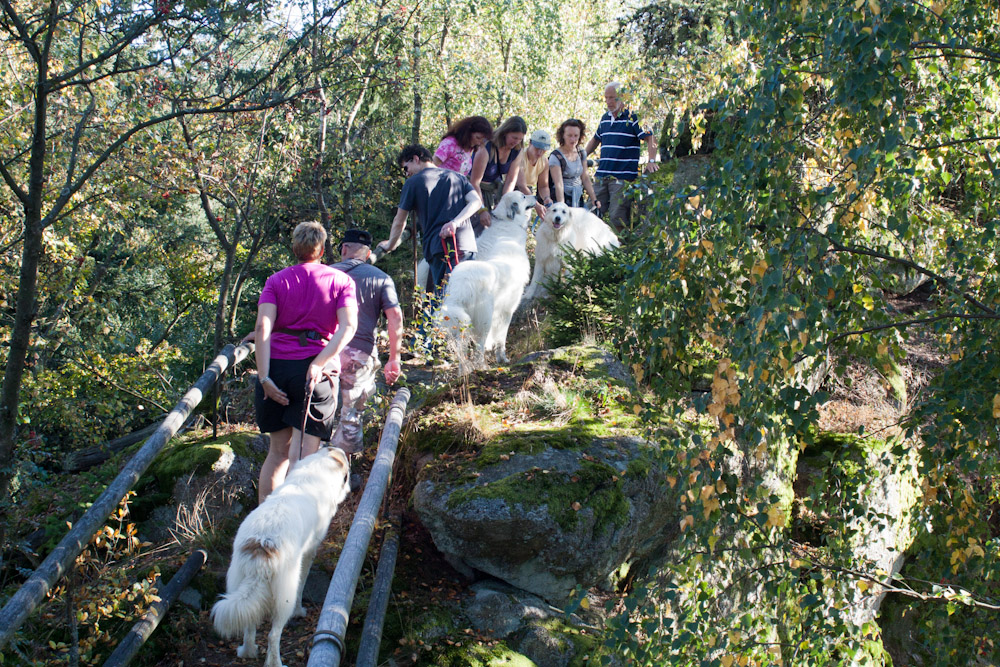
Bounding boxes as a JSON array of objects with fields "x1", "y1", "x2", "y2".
[{"x1": 329, "y1": 346, "x2": 380, "y2": 453}]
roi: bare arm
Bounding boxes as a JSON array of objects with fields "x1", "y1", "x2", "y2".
[
  {"x1": 581, "y1": 160, "x2": 599, "y2": 208},
  {"x1": 469, "y1": 149, "x2": 491, "y2": 227},
  {"x1": 644, "y1": 134, "x2": 659, "y2": 173},
  {"x1": 378, "y1": 208, "x2": 410, "y2": 253},
  {"x1": 382, "y1": 305, "x2": 403, "y2": 385},
  {"x1": 502, "y1": 156, "x2": 521, "y2": 195},
  {"x1": 307, "y1": 305, "x2": 358, "y2": 384},
  {"x1": 440, "y1": 190, "x2": 483, "y2": 239},
  {"x1": 254, "y1": 302, "x2": 289, "y2": 405},
  {"x1": 584, "y1": 136, "x2": 599, "y2": 157},
  {"x1": 549, "y1": 163, "x2": 565, "y2": 204}
]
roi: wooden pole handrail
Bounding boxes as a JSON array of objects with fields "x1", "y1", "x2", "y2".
[{"x1": 0, "y1": 343, "x2": 252, "y2": 650}]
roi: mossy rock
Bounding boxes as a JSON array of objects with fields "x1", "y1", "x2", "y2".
[
  {"x1": 410, "y1": 344, "x2": 681, "y2": 604},
  {"x1": 136, "y1": 430, "x2": 264, "y2": 539}
]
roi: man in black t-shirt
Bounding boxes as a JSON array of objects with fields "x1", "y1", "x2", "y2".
[{"x1": 376, "y1": 144, "x2": 482, "y2": 291}]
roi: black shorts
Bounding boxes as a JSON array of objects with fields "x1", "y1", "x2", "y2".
[{"x1": 254, "y1": 357, "x2": 340, "y2": 439}]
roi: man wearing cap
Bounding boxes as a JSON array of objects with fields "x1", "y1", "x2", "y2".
[
  {"x1": 328, "y1": 229, "x2": 403, "y2": 453},
  {"x1": 517, "y1": 129, "x2": 554, "y2": 219},
  {"x1": 378, "y1": 144, "x2": 481, "y2": 292},
  {"x1": 585, "y1": 81, "x2": 659, "y2": 231}
]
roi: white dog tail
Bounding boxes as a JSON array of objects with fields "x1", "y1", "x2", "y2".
[{"x1": 211, "y1": 537, "x2": 279, "y2": 638}]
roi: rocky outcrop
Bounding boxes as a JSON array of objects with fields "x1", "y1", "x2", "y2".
[
  {"x1": 140, "y1": 431, "x2": 266, "y2": 543},
  {"x1": 409, "y1": 345, "x2": 679, "y2": 604}
]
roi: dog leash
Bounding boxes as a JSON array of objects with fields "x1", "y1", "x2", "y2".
[
  {"x1": 441, "y1": 229, "x2": 459, "y2": 270},
  {"x1": 297, "y1": 366, "x2": 339, "y2": 461}
]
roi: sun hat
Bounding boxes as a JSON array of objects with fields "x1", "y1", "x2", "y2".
[{"x1": 529, "y1": 129, "x2": 552, "y2": 150}]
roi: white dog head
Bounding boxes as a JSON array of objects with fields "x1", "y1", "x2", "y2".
[
  {"x1": 545, "y1": 202, "x2": 573, "y2": 231},
  {"x1": 492, "y1": 191, "x2": 538, "y2": 228}
]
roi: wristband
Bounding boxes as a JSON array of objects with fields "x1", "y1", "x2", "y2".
[
  {"x1": 477, "y1": 207, "x2": 488, "y2": 214},
  {"x1": 261, "y1": 376, "x2": 274, "y2": 386}
]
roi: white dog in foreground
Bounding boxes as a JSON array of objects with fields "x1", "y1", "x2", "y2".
[
  {"x1": 521, "y1": 202, "x2": 620, "y2": 304},
  {"x1": 212, "y1": 447, "x2": 351, "y2": 667},
  {"x1": 433, "y1": 191, "x2": 536, "y2": 369}
]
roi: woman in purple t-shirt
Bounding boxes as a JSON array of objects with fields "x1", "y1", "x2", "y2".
[
  {"x1": 253, "y1": 221, "x2": 357, "y2": 501},
  {"x1": 433, "y1": 115, "x2": 493, "y2": 176}
]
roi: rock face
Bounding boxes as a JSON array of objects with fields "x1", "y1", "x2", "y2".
[
  {"x1": 410, "y1": 345, "x2": 679, "y2": 604},
  {"x1": 141, "y1": 431, "x2": 266, "y2": 543}
]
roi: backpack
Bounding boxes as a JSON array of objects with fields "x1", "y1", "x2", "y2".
[{"x1": 550, "y1": 147, "x2": 587, "y2": 177}]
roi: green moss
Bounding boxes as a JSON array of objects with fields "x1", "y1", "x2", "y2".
[
  {"x1": 430, "y1": 643, "x2": 537, "y2": 667},
  {"x1": 447, "y1": 460, "x2": 629, "y2": 535},
  {"x1": 535, "y1": 617, "x2": 604, "y2": 666},
  {"x1": 147, "y1": 432, "x2": 257, "y2": 495}
]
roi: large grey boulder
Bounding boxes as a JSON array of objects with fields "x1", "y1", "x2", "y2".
[{"x1": 410, "y1": 345, "x2": 679, "y2": 604}]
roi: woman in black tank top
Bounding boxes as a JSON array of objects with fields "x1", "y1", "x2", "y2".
[{"x1": 470, "y1": 116, "x2": 527, "y2": 233}]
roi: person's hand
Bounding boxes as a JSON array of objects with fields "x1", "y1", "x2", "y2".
[
  {"x1": 241, "y1": 331, "x2": 256, "y2": 344},
  {"x1": 383, "y1": 358, "x2": 402, "y2": 385},
  {"x1": 533, "y1": 202, "x2": 547, "y2": 219},
  {"x1": 261, "y1": 377, "x2": 289, "y2": 405},
  {"x1": 644, "y1": 161, "x2": 660, "y2": 174},
  {"x1": 439, "y1": 220, "x2": 457, "y2": 239},
  {"x1": 306, "y1": 357, "x2": 340, "y2": 394},
  {"x1": 376, "y1": 239, "x2": 391, "y2": 254},
  {"x1": 593, "y1": 200, "x2": 602, "y2": 210},
  {"x1": 479, "y1": 210, "x2": 491, "y2": 228}
]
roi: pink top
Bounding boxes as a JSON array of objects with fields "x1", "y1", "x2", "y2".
[
  {"x1": 259, "y1": 263, "x2": 357, "y2": 360},
  {"x1": 434, "y1": 136, "x2": 474, "y2": 176}
]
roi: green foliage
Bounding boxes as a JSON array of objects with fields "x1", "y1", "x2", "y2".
[
  {"x1": 540, "y1": 246, "x2": 634, "y2": 348},
  {"x1": 604, "y1": 0, "x2": 1000, "y2": 663}
]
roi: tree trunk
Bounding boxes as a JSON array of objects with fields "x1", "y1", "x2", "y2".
[
  {"x1": 0, "y1": 54, "x2": 50, "y2": 499},
  {"x1": 411, "y1": 9, "x2": 422, "y2": 144}
]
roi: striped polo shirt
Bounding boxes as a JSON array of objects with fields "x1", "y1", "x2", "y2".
[{"x1": 594, "y1": 108, "x2": 650, "y2": 181}]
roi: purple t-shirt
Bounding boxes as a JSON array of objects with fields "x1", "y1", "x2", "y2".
[{"x1": 258, "y1": 263, "x2": 357, "y2": 360}]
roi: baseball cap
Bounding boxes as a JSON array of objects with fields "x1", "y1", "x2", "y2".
[
  {"x1": 529, "y1": 129, "x2": 552, "y2": 150},
  {"x1": 342, "y1": 229, "x2": 372, "y2": 246}
]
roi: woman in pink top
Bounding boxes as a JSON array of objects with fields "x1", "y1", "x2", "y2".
[
  {"x1": 433, "y1": 115, "x2": 493, "y2": 176},
  {"x1": 253, "y1": 221, "x2": 358, "y2": 501}
]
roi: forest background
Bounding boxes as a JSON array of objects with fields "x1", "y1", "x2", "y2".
[{"x1": 1, "y1": 0, "x2": 999, "y2": 663}]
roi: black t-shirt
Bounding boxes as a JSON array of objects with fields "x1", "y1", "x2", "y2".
[{"x1": 398, "y1": 167, "x2": 478, "y2": 259}]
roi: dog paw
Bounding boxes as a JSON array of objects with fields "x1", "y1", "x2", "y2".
[{"x1": 237, "y1": 644, "x2": 259, "y2": 658}]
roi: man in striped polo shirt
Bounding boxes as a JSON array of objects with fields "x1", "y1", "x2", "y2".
[{"x1": 585, "y1": 81, "x2": 659, "y2": 231}]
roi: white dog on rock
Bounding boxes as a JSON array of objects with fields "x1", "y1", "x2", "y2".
[
  {"x1": 521, "y1": 202, "x2": 620, "y2": 305},
  {"x1": 212, "y1": 447, "x2": 351, "y2": 667},
  {"x1": 431, "y1": 191, "x2": 536, "y2": 370}
]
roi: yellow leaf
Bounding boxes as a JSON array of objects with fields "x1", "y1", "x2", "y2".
[
  {"x1": 680, "y1": 514, "x2": 695, "y2": 531},
  {"x1": 667, "y1": 475, "x2": 677, "y2": 488},
  {"x1": 632, "y1": 404, "x2": 642, "y2": 415},
  {"x1": 930, "y1": 0, "x2": 945, "y2": 16},
  {"x1": 701, "y1": 239, "x2": 714, "y2": 254},
  {"x1": 992, "y1": 394, "x2": 1000, "y2": 419},
  {"x1": 580, "y1": 597, "x2": 590, "y2": 609},
  {"x1": 766, "y1": 504, "x2": 786, "y2": 528},
  {"x1": 857, "y1": 580, "x2": 870, "y2": 593},
  {"x1": 868, "y1": 0, "x2": 880, "y2": 14}
]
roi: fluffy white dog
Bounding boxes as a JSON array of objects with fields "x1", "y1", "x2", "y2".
[
  {"x1": 212, "y1": 447, "x2": 351, "y2": 667},
  {"x1": 432, "y1": 191, "x2": 536, "y2": 369},
  {"x1": 521, "y1": 202, "x2": 620, "y2": 304}
]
